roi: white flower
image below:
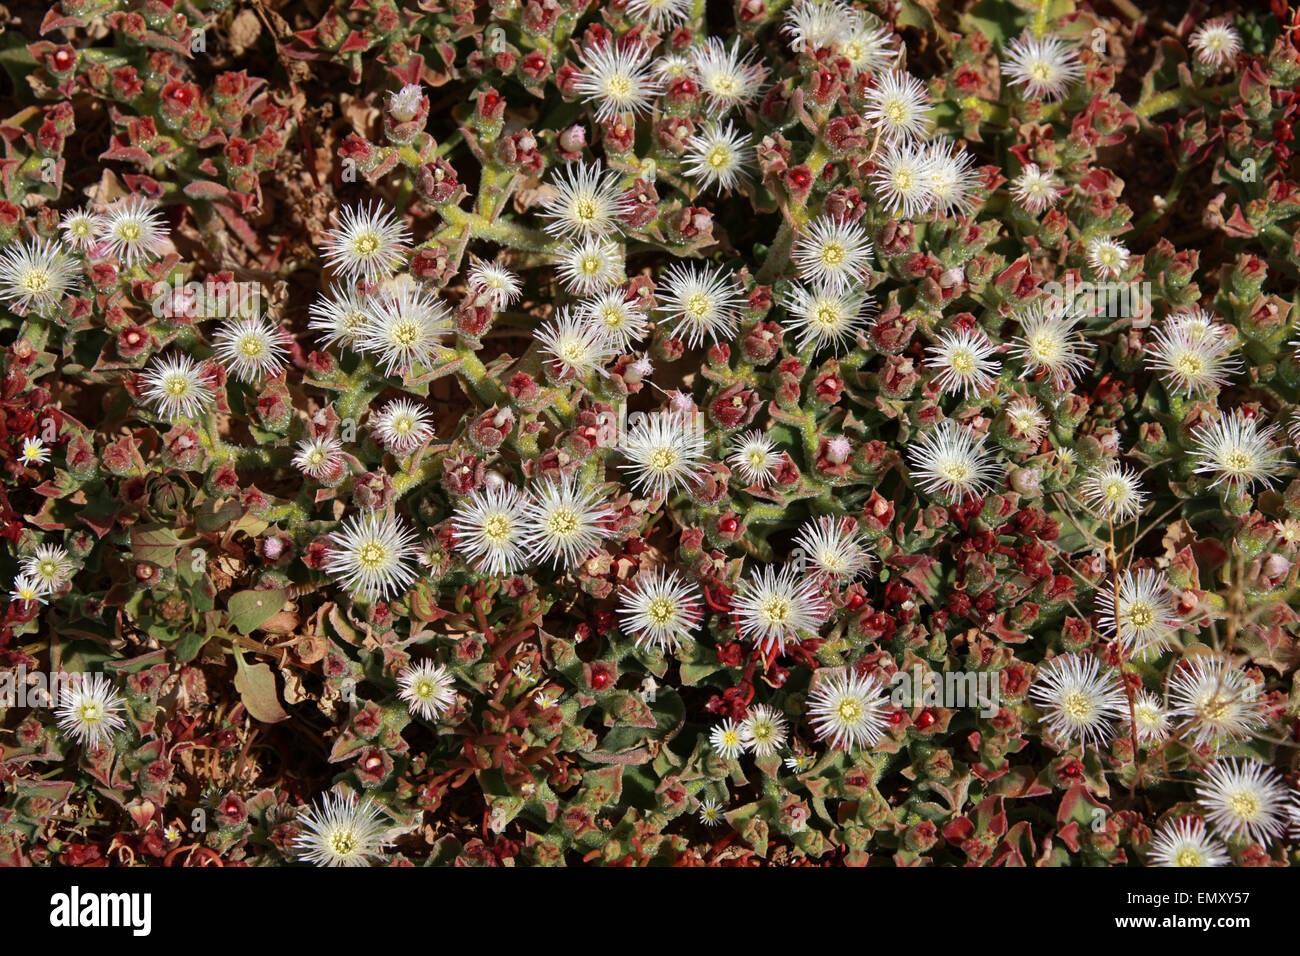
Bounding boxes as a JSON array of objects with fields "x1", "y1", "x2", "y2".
[
  {"x1": 781, "y1": 283, "x2": 873, "y2": 355},
  {"x1": 653, "y1": 54, "x2": 694, "y2": 81},
  {"x1": 1189, "y1": 409, "x2": 1287, "y2": 493},
  {"x1": 212, "y1": 314, "x2": 289, "y2": 382},
  {"x1": 22, "y1": 543, "x2": 74, "y2": 591},
  {"x1": 907, "y1": 419, "x2": 1000, "y2": 502},
  {"x1": 656, "y1": 261, "x2": 745, "y2": 348},
  {"x1": 1195, "y1": 759, "x2": 1288, "y2": 846},
  {"x1": 572, "y1": 42, "x2": 660, "y2": 123},
  {"x1": 683, "y1": 121, "x2": 754, "y2": 192},
  {"x1": 59, "y1": 207, "x2": 105, "y2": 251},
  {"x1": 20, "y1": 436, "x2": 50, "y2": 466},
  {"x1": 293, "y1": 434, "x2": 345, "y2": 480},
  {"x1": 1189, "y1": 19, "x2": 1241, "y2": 70},
  {"x1": 0, "y1": 238, "x2": 80, "y2": 315},
  {"x1": 555, "y1": 237, "x2": 624, "y2": 295},
  {"x1": 710, "y1": 718, "x2": 746, "y2": 759},
  {"x1": 1028, "y1": 653, "x2": 1126, "y2": 748},
  {"x1": 369, "y1": 398, "x2": 434, "y2": 454},
  {"x1": 451, "y1": 483, "x2": 530, "y2": 576},
  {"x1": 308, "y1": 286, "x2": 373, "y2": 350},
  {"x1": 791, "y1": 216, "x2": 873, "y2": 294},
  {"x1": 728, "y1": 430, "x2": 781, "y2": 487},
  {"x1": 690, "y1": 37, "x2": 766, "y2": 115},
  {"x1": 1146, "y1": 310, "x2": 1242, "y2": 398},
  {"x1": 841, "y1": 13, "x2": 900, "y2": 75},
  {"x1": 1010, "y1": 163, "x2": 1063, "y2": 213},
  {"x1": 324, "y1": 511, "x2": 421, "y2": 602},
  {"x1": 9, "y1": 572, "x2": 49, "y2": 606},
  {"x1": 870, "y1": 140, "x2": 938, "y2": 219},
  {"x1": 357, "y1": 281, "x2": 453, "y2": 377},
  {"x1": 55, "y1": 673, "x2": 127, "y2": 747},
  {"x1": 319, "y1": 201, "x2": 410, "y2": 284},
  {"x1": 1149, "y1": 817, "x2": 1230, "y2": 867},
  {"x1": 466, "y1": 257, "x2": 521, "y2": 309},
  {"x1": 731, "y1": 563, "x2": 829, "y2": 653},
  {"x1": 1000, "y1": 31, "x2": 1082, "y2": 102},
  {"x1": 386, "y1": 83, "x2": 423, "y2": 122},
  {"x1": 741, "y1": 704, "x2": 788, "y2": 757},
  {"x1": 619, "y1": 410, "x2": 707, "y2": 495},
  {"x1": 924, "y1": 139, "x2": 980, "y2": 217},
  {"x1": 862, "y1": 70, "x2": 934, "y2": 143},
  {"x1": 1086, "y1": 236, "x2": 1130, "y2": 278},
  {"x1": 1010, "y1": 299, "x2": 1093, "y2": 389},
  {"x1": 1004, "y1": 396, "x2": 1048, "y2": 445},
  {"x1": 580, "y1": 291, "x2": 649, "y2": 350},
  {"x1": 782, "y1": 0, "x2": 848, "y2": 54},
  {"x1": 102, "y1": 195, "x2": 170, "y2": 266},
  {"x1": 624, "y1": 0, "x2": 692, "y2": 29},
  {"x1": 1096, "y1": 568, "x2": 1181, "y2": 655},
  {"x1": 1168, "y1": 656, "x2": 1266, "y2": 750},
  {"x1": 521, "y1": 474, "x2": 612, "y2": 569},
  {"x1": 139, "y1": 353, "x2": 216, "y2": 422},
  {"x1": 616, "y1": 566, "x2": 702, "y2": 652},
  {"x1": 1128, "y1": 690, "x2": 1171, "y2": 746},
  {"x1": 539, "y1": 162, "x2": 630, "y2": 240},
  {"x1": 698, "y1": 797, "x2": 726, "y2": 826},
  {"x1": 537, "y1": 306, "x2": 618, "y2": 378},
  {"x1": 1081, "y1": 461, "x2": 1146, "y2": 521},
  {"x1": 793, "y1": 515, "x2": 874, "y2": 582},
  {"x1": 807, "y1": 668, "x2": 891, "y2": 751},
  {"x1": 293, "y1": 790, "x2": 391, "y2": 867},
  {"x1": 397, "y1": 660, "x2": 456, "y2": 720},
  {"x1": 925, "y1": 326, "x2": 1000, "y2": 398}
]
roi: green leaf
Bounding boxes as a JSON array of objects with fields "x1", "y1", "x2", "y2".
[
  {"x1": 227, "y1": 588, "x2": 288, "y2": 635},
  {"x1": 232, "y1": 650, "x2": 289, "y2": 724},
  {"x1": 130, "y1": 525, "x2": 181, "y2": 567}
]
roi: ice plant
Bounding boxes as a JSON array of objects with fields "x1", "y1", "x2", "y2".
[
  {"x1": 616, "y1": 566, "x2": 702, "y2": 652},
  {"x1": 731, "y1": 564, "x2": 829, "y2": 653},
  {"x1": 324, "y1": 511, "x2": 421, "y2": 601},
  {"x1": 397, "y1": 661, "x2": 456, "y2": 720},
  {"x1": 1148, "y1": 817, "x2": 1230, "y2": 868},
  {"x1": 139, "y1": 353, "x2": 216, "y2": 422},
  {"x1": 999, "y1": 31, "x2": 1082, "y2": 102},
  {"x1": 293, "y1": 790, "x2": 391, "y2": 867},
  {"x1": 806, "y1": 669, "x2": 891, "y2": 751},
  {"x1": 0, "y1": 238, "x2": 79, "y2": 316},
  {"x1": 1028, "y1": 653, "x2": 1126, "y2": 748},
  {"x1": 1096, "y1": 568, "x2": 1181, "y2": 656},
  {"x1": 907, "y1": 420, "x2": 1000, "y2": 502},
  {"x1": 1195, "y1": 759, "x2": 1288, "y2": 847},
  {"x1": 320, "y1": 201, "x2": 410, "y2": 284},
  {"x1": 55, "y1": 673, "x2": 127, "y2": 748},
  {"x1": 451, "y1": 484, "x2": 530, "y2": 577}
]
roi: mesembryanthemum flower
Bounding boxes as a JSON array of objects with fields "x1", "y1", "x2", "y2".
[
  {"x1": 55, "y1": 673, "x2": 127, "y2": 748},
  {"x1": 0, "y1": 237, "x2": 80, "y2": 316},
  {"x1": 1168, "y1": 656, "x2": 1266, "y2": 750},
  {"x1": 999, "y1": 31, "x2": 1082, "y2": 102},
  {"x1": 319, "y1": 201, "x2": 410, "y2": 284},
  {"x1": 1086, "y1": 236, "x2": 1130, "y2": 278},
  {"x1": 792, "y1": 515, "x2": 874, "y2": 583},
  {"x1": 537, "y1": 306, "x2": 618, "y2": 379},
  {"x1": 538, "y1": 161, "x2": 631, "y2": 240},
  {"x1": 728, "y1": 430, "x2": 781, "y2": 487},
  {"x1": 806, "y1": 668, "x2": 891, "y2": 751},
  {"x1": 1145, "y1": 309, "x2": 1242, "y2": 398},
  {"x1": 139, "y1": 352, "x2": 216, "y2": 422},
  {"x1": 324, "y1": 511, "x2": 421, "y2": 602},
  {"x1": 791, "y1": 216, "x2": 873, "y2": 294},
  {"x1": 1127, "y1": 690, "x2": 1171, "y2": 746},
  {"x1": 369, "y1": 398, "x2": 434, "y2": 455},
  {"x1": 9, "y1": 572, "x2": 48, "y2": 605},
  {"x1": 1189, "y1": 408, "x2": 1288, "y2": 493},
  {"x1": 308, "y1": 285, "x2": 373, "y2": 351},
  {"x1": 293, "y1": 790, "x2": 391, "y2": 867},
  {"x1": 683, "y1": 121, "x2": 754, "y2": 192},
  {"x1": 293, "y1": 434, "x2": 345, "y2": 481},
  {"x1": 780, "y1": 283, "x2": 873, "y2": 355},
  {"x1": 1148, "y1": 817, "x2": 1230, "y2": 867},
  {"x1": 60, "y1": 207, "x2": 105, "y2": 251},
  {"x1": 465, "y1": 257, "x2": 521, "y2": 309},
  {"x1": 741, "y1": 704, "x2": 788, "y2": 757},
  {"x1": 690, "y1": 36, "x2": 767, "y2": 115},
  {"x1": 1027, "y1": 653, "x2": 1126, "y2": 748},
  {"x1": 1010, "y1": 299, "x2": 1093, "y2": 390},
  {"x1": 450, "y1": 483, "x2": 530, "y2": 576},
  {"x1": 731, "y1": 563, "x2": 829, "y2": 653},
  {"x1": 618, "y1": 410, "x2": 707, "y2": 495},
  {"x1": 870, "y1": 140, "x2": 939, "y2": 219},
  {"x1": 572, "y1": 41, "x2": 661, "y2": 123},
  {"x1": 861, "y1": 69, "x2": 934, "y2": 143},
  {"x1": 925, "y1": 326, "x2": 1000, "y2": 398},
  {"x1": 656, "y1": 261, "x2": 744, "y2": 348},
  {"x1": 580, "y1": 290, "x2": 649, "y2": 351},
  {"x1": 710, "y1": 717, "x2": 746, "y2": 760},
  {"x1": 212, "y1": 314, "x2": 290, "y2": 382},
  {"x1": 1080, "y1": 460, "x2": 1146, "y2": 521},
  {"x1": 1195, "y1": 758, "x2": 1288, "y2": 846},
  {"x1": 906, "y1": 419, "x2": 1001, "y2": 502},
  {"x1": 22, "y1": 543, "x2": 74, "y2": 591},
  {"x1": 102, "y1": 195, "x2": 170, "y2": 266},
  {"x1": 555, "y1": 236, "x2": 625, "y2": 295},
  {"x1": 1095, "y1": 568, "x2": 1181, "y2": 656},
  {"x1": 397, "y1": 660, "x2": 456, "y2": 721},
  {"x1": 616, "y1": 566, "x2": 703, "y2": 652},
  {"x1": 520, "y1": 474, "x2": 612, "y2": 569},
  {"x1": 623, "y1": 0, "x2": 691, "y2": 30},
  {"x1": 357, "y1": 281, "x2": 454, "y2": 377},
  {"x1": 1189, "y1": 19, "x2": 1242, "y2": 70},
  {"x1": 1009, "y1": 162, "x2": 1063, "y2": 213}
]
